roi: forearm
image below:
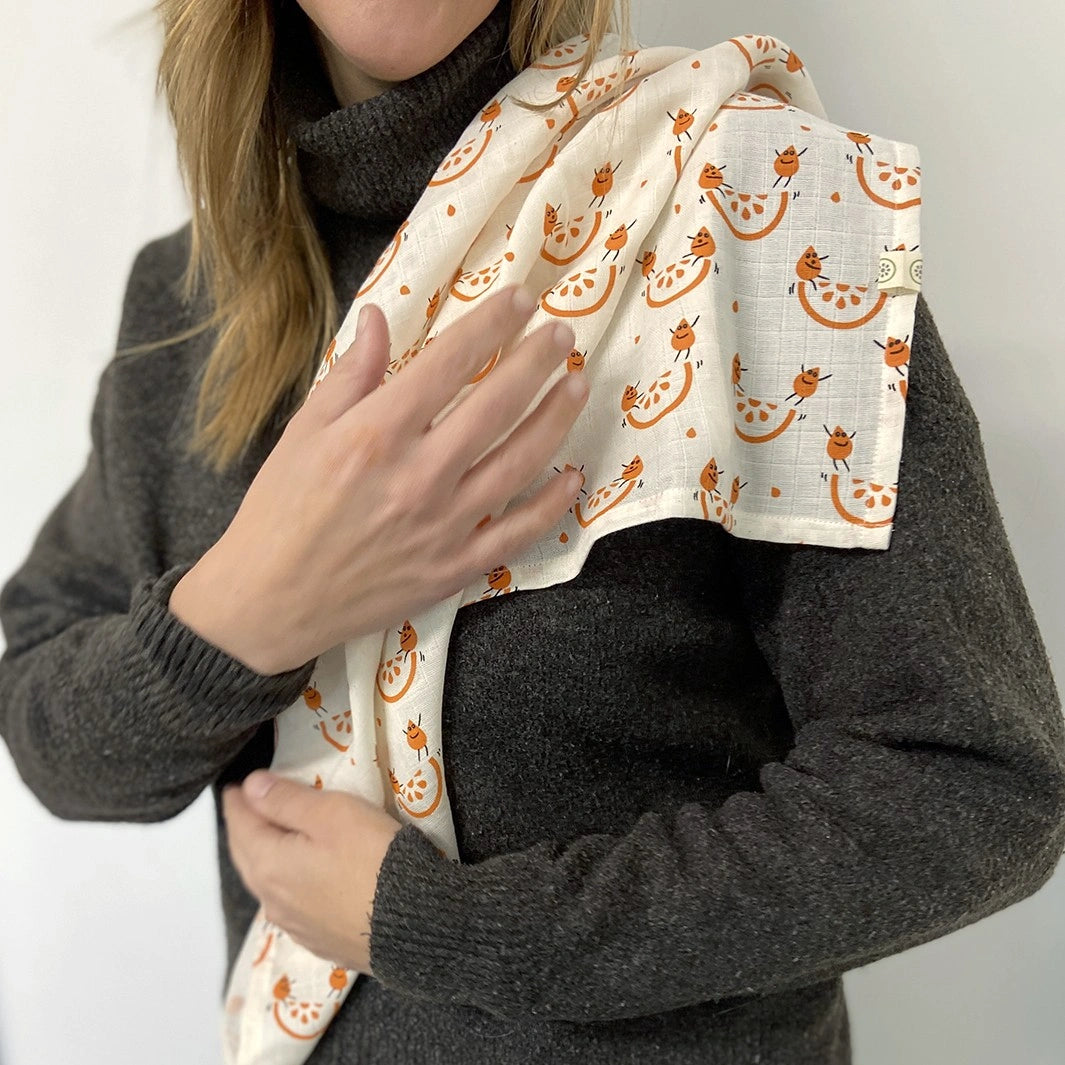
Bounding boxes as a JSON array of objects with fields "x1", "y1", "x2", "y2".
[
  {"x1": 368, "y1": 708, "x2": 1065, "y2": 1023},
  {"x1": 0, "y1": 562, "x2": 315, "y2": 822}
]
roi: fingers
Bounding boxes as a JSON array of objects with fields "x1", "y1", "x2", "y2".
[
  {"x1": 221, "y1": 784, "x2": 299, "y2": 896},
  {"x1": 427, "y1": 318, "x2": 576, "y2": 481},
  {"x1": 448, "y1": 370, "x2": 588, "y2": 566},
  {"x1": 346, "y1": 284, "x2": 538, "y2": 446},
  {"x1": 457, "y1": 461, "x2": 583, "y2": 583},
  {"x1": 456, "y1": 361, "x2": 587, "y2": 516},
  {"x1": 307, "y1": 304, "x2": 391, "y2": 426},
  {"x1": 239, "y1": 770, "x2": 327, "y2": 834}
]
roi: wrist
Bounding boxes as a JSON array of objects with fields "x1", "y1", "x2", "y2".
[{"x1": 168, "y1": 543, "x2": 287, "y2": 676}]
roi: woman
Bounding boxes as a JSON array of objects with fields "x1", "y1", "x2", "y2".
[{"x1": 1, "y1": 1, "x2": 1063, "y2": 1062}]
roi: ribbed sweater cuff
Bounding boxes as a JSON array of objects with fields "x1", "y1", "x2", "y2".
[
  {"x1": 129, "y1": 562, "x2": 317, "y2": 724},
  {"x1": 369, "y1": 823, "x2": 470, "y2": 995}
]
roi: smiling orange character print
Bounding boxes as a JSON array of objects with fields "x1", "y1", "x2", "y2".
[
  {"x1": 589, "y1": 159, "x2": 621, "y2": 208},
  {"x1": 669, "y1": 316, "x2": 700, "y2": 360},
  {"x1": 877, "y1": 333, "x2": 910, "y2": 399},
  {"x1": 695, "y1": 457, "x2": 740, "y2": 532}
]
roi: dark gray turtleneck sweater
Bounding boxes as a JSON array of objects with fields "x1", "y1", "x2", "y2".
[{"x1": 3, "y1": 4, "x2": 1064, "y2": 1063}]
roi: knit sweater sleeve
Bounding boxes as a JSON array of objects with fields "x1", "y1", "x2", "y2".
[
  {"x1": 0, "y1": 234, "x2": 316, "y2": 822},
  {"x1": 365, "y1": 291, "x2": 1065, "y2": 1023}
]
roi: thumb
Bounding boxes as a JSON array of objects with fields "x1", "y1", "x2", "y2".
[
  {"x1": 242, "y1": 770, "x2": 321, "y2": 833},
  {"x1": 309, "y1": 303, "x2": 390, "y2": 425}
]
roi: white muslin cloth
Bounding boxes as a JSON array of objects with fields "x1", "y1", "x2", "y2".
[{"x1": 222, "y1": 28, "x2": 922, "y2": 1061}]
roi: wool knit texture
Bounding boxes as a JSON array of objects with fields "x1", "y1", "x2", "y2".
[{"x1": 3, "y1": 3, "x2": 1065, "y2": 1063}]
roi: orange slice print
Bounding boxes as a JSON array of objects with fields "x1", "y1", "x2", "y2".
[
  {"x1": 318, "y1": 710, "x2": 352, "y2": 753},
  {"x1": 390, "y1": 340, "x2": 426, "y2": 375},
  {"x1": 450, "y1": 251, "x2": 516, "y2": 301},
  {"x1": 577, "y1": 67, "x2": 629, "y2": 104},
  {"x1": 429, "y1": 129, "x2": 493, "y2": 186},
  {"x1": 376, "y1": 650, "x2": 417, "y2": 703},
  {"x1": 597, "y1": 76, "x2": 642, "y2": 113},
  {"x1": 520, "y1": 141, "x2": 561, "y2": 184},
  {"x1": 645, "y1": 256, "x2": 711, "y2": 307},
  {"x1": 541, "y1": 210, "x2": 603, "y2": 266},
  {"x1": 531, "y1": 41, "x2": 587, "y2": 69},
  {"x1": 623, "y1": 362, "x2": 693, "y2": 428},
  {"x1": 272, "y1": 997, "x2": 339, "y2": 1041},
  {"x1": 733, "y1": 392, "x2": 797, "y2": 443},
  {"x1": 725, "y1": 87, "x2": 789, "y2": 108},
  {"x1": 541, "y1": 264, "x2": 619, "y2": 318},
  {"x1": 829, "y1": 475, "x2": 897, "y2": 528},
  {"x1": 728, "y1": 35, "x2": 786, "y2": 71},
  {"x1": 251, "y1": 927, "x2": 274, "y2": 967},
  {"x1": 573, "y1": 456, "x2": 643, "y2": 527},
  {"x1": 707, "y1": 189, "x2": 788, "y2": 241},
  {"x1": 391, "y1": 756, "x2": 446, "y2": 819},
  {"x1": 797, "y1": 279, "x2": 887, "y2": 330},
  {"x1": 855, "y1": 157, "x2": 921, "y2": 210},
  {"x1": 469, "y1": 347, "x2": 501, "y2": 383},
  {"x1": 356, "y1": 222, "x2": 408, "y2": 298}
]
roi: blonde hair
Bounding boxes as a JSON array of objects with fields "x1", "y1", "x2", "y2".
[{"x1": 139, "y1": 0, "x2": 634, "y2": 475}]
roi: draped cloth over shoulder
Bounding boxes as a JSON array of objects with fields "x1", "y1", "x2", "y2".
[{"x1": 222, "y1": 30, "x2": 922, "y2": 1061}]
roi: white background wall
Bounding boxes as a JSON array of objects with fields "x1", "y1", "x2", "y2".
[{"x1": 1, "y1": 2, "x2": 1063, "y2": 1063}]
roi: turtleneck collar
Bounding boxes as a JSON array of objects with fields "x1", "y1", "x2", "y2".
[{"x1": 275, "y1": 0, "x2": 518, "y2": 227}]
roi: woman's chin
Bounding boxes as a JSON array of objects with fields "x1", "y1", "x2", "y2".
[{"x1": 301, "y1": 0, "x2": 501, "y2": 104}]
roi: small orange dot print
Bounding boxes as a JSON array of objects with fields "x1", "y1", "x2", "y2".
[
  {"x1": 830, "y1": 191, "x2": 841, "y2": 203},
  {"x1": 674, "y1": 203, "x2": 681, "y2": 214},
  {"x1": 375, "y1": 717, "x2": 382, "y2": 727},
  {"x1": 800, "y1": 125, "x2": 811, "y2": 132},
  {"x1": 770, "y1": 486, "x2": 781, "y2": 498},
  {"x1": 640, "y1": 179, "x2": 648, "y2": 188},
  {"x1": 709, "y1": 122, "x2": 718, "y2": 132},
  {"x1": 692, "y1": 60, "x2": 701, "y2": 69},
  {"x1": 732, "y1": 300, "x2": 739, "y2": 313},
  {"x1": 400, "y1": 284, "x2": 411, "y2": 295},
  {"x1": 634, "y1": 335, "x2": 641, "y2": 344},
  {"x1": 559, "y1": 531, "x2": 569, "y2": 543},
  {"x1": 685, "y1": 427, "x2": 697, "y2": 438},
  {"x1": 447, "y1": 204, "x2": 456, "y2": 216}
]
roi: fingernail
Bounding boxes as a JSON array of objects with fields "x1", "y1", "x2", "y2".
[
  {"x1": 356, "y1": 305, "x2": 370, "y2": 339},
  {"x1": 552, "y1": 322, "x2": 575, "y2": 349},
  {"x1": 566, "y1": 371, "x2": 589, "y2": 401},
  {"x1": 244, "y1": 771, "x2": 276, "y2": 799},
  {"x1": 511, "y1": 286, "x2": 536, "y2": 316}
]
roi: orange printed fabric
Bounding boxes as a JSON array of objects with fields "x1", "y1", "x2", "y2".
[{"x1": 222, "y1": 30, "x2": 922, "y2": 1062}]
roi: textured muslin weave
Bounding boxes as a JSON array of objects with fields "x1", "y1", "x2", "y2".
[{"x1": 222, "y1": 30, "x2": 923, "y2": 1061}]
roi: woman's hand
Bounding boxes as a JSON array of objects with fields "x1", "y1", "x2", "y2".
[
  {"x1": 170, "y1": 284, "x2": 588, "y2": 674},
  {"x1": 221, "y1": 770, "x2": 404, "y2": 974}
]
